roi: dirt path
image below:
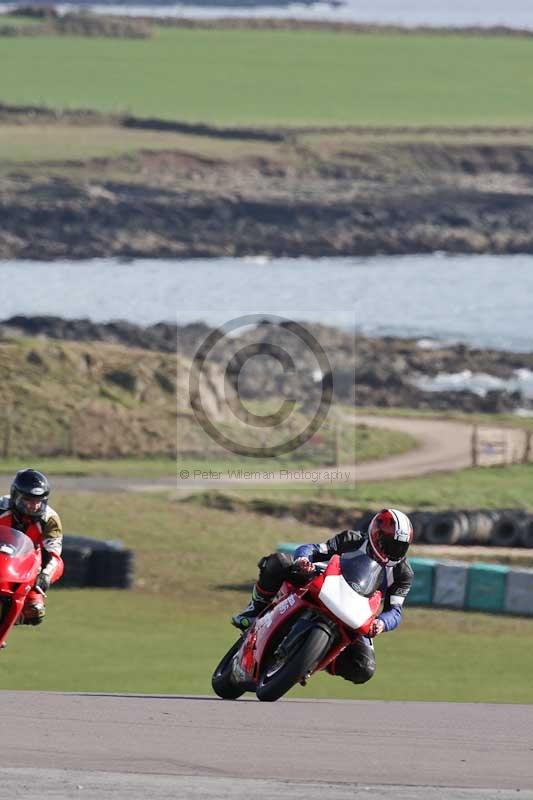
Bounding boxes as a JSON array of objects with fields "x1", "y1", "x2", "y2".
[
  {"x1": 36, "y1": 414, "x2": 527, "y2": 493},
  {"x1": 353, "y1": 414, "x2": 472, "y2": 480},
  {"x1": 354, "y1": 413, "x2": 526, "y2": 481}
]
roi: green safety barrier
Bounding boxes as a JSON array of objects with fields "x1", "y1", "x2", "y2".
[
  {"x1": 276, "y1": 543, "x2": 531, "y2": 616},
  {"x1": 406, "y1": 557, "x2": 437, "y2": 606},
  {"x1": 465, "y1": 562, "x2": 509, "y2": 613}
]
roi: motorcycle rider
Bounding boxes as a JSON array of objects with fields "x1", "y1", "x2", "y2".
[
  {"x1": 0, "y1": 469, "x2": 63, "y2": 626},
  {"x1": 232, "y1": 508, "x2": 414, "y2": 685}
]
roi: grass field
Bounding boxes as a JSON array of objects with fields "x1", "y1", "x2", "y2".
[
  {"x1": 3, "y1": 30, "x2": 533, "y2": 126},
  {"x1": 3, "y1": 595, "x2": 533, "y2": 703},
  {"x1": 0, "y1": 124, "x2": 530, "y2": 168},
  {"x1": 0, "y1": 123, "x2": 284, "y2": 164},
  {"x1": 226, "y1": 462, "x2": 533, "y2": 509},
  {"x1": 0, "y1": 490, "x2": 532, "y2": 702}
]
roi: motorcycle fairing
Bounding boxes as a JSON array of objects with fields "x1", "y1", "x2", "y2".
[
  {"x1": 0, "y1": 527, "x2": 39, "y2": 587},
  {"x1": 0, "y1": 527, "x2": 41, "y2": 649},
  {"x1": 318, "y1": 556, "x2": 382, "y2": 632},
  {"x1": 234, "y1": 587, "x2": 310, "y2": 682}
]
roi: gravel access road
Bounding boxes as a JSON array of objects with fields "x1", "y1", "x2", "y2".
[{"x1": 35, "y1": 414, "x2": 526, "y2": 493}]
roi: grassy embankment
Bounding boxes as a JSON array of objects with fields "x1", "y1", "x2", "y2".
[
  {"x1": 1, "y1": 482, "x2": 532, "y2": 702},
  {"x1": 0, "y1": 412, "x2": 413, "y2": 477},
  {"x1": 2, "y1": 29, "x2": 533, "y2": 126},
  {"x1": 0, "y1": 336, "x2": 415, "y2": 468}
]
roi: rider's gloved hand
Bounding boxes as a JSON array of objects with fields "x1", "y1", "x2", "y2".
[
  {"x1": 34, "y1": 571, "x2": 51, "y2": 595},
  {"x1": 289, "y1": 557, "x2": 315, "y2": 586},
  {"x1": 292, "y1": 557, "x2": 315, "y2": 576},
  {"x1": 369, "y1": 619, "x2": 385, "y2": 638}
]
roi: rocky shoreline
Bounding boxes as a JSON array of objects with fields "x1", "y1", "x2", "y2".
[
  {"x1": 4, "y1": 180, "x2": 533, "y2": 260},
  {"x1": 4, "y1": 315, "x2": 531, "y2": 414},
  {"x1": 2, "y1": 107, "x2": 533, "y2": 259}
]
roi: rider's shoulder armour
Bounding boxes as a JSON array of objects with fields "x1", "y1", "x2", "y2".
[{"x1": 42, "y1": 505, "x2": 62, "y2": 533}]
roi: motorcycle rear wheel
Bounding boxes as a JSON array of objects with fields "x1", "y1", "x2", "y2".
[
  {"x1": 256, "y1": 626, "x2": 330, "y2": 702},
  {"x1": 212, "y1": 638, "x2": 245, "y2": 700}
]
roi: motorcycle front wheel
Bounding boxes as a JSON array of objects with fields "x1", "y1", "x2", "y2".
[
  {"x1": 256, "y1": 626, "x2": 331, "y2": 702},
  {"x1": 211, "y1": 638, "x2": 245, "y2": 700}
]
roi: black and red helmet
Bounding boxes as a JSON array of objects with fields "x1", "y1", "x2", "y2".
[
  {"x1": 10, "y1": 468, "x2": 50, "y2": 521},
  {"x1": 368, "y1": 509, "x2": 413, "y2": 565}
]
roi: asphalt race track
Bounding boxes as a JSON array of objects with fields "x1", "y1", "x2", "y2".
[{"x1": 0, "y1": 693, "x2": 532, "y2": 799}]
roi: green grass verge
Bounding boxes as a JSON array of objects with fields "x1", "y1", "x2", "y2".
[
  {"x1": 2, "y1": 30, "x2": 533, "y2": 126},
  {"x1": 3, "y1": 592, "x2": 533, "y2": 703},
  {"x1": 0, "y1": 457, "x2": 177, "y2": 478},
  {"x1": 355, "y1": 405, "x2": 533, "y2": 432},
  {"x1": 227, "y1": 463, "x2": 533, "y2": 510},
  {"x1": 0, "y1": 15, "x2": 41, "y2": 26},
  {"x1": 0, "y1": 491, "x2": 532, "y2": 701}
]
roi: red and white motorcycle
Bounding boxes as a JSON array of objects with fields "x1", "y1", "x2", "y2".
[{"x1": 212, "y1": 550, "x2": 383, "y2": 702}]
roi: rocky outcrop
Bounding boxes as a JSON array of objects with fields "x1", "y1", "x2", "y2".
[
  {"x1": 2, "y1": 180, "x2": 533, "y2": 260},
  {"x1": 2, "y1": 123, "x2": 533, "y2": 259}
]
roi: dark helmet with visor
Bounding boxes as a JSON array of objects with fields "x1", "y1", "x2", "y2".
[{"x1": 10, "y1": 468, "x2": 50, "y2": 521}]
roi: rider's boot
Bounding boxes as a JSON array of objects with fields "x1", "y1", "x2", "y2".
[{"x1": 231, "y1": 584, "x2": 273, "y2": 631}]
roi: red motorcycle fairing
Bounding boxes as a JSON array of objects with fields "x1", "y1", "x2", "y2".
[
  {"x1": 0, "y1": 526, "x2": 41, "y2": 649},
  {"x1": 234, "y1": 555, "x2": 383, "y2": 685},
  {"x1": 240, "y1": 586, "x2": 309, "y2": 682}
]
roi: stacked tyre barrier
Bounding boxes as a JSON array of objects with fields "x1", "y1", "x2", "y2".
[
  {"x1": 353, "y1": 508, "x2": 533, "y2": 548},
  {"x1": 59, "y1": 535, "x2": 135, "y2": 589},
  {"x1": 277, "y1": 543, "x2": 533, "y2": 618}
]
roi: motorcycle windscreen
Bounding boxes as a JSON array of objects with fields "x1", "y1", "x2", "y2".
[
  {"x1": 0, "y1": 526, "x2": 34, "y2": 558},
  {"x1": 339, "y1": 551, "x2": 384, "y2": 597},
  {"x1": 318, "y1": 573, "x2": 376, "y2": 631}
]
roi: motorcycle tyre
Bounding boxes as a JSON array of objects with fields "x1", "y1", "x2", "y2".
[
  {"x1": 256, "y1": 626, "x2": 331, "y2": 702},
  {"x1": 212, "y1": 638, "x2": 246, "y2": 700}
]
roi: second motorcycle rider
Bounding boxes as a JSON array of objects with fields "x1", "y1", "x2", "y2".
[{"x1": 231, "y1": 508, "x2": 414, "y2": 685}]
